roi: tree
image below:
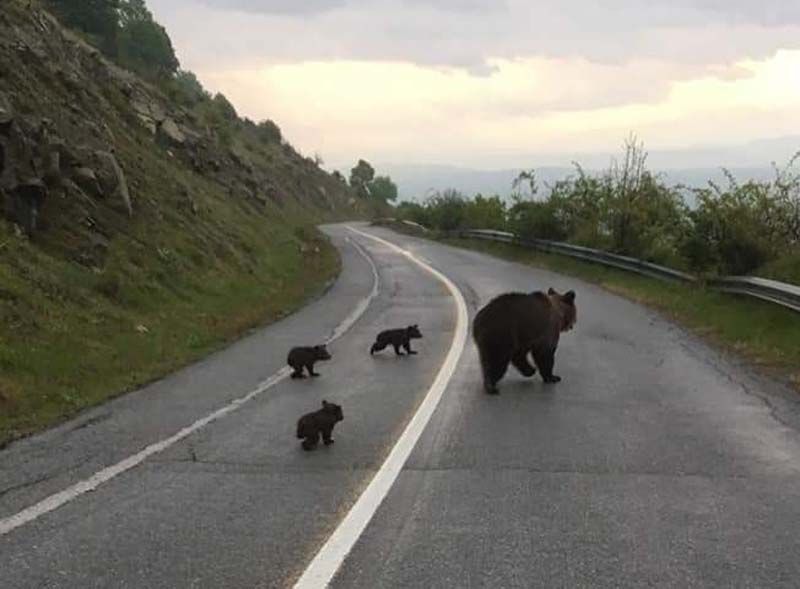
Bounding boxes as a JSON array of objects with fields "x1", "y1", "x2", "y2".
[
  {"x1": 47, "y1": 0, "x2": 120, "y2": 55},
  {"x1": 350, "y1": 159, "x2": 375, "y2": 188},
  {"x1": 512, "y1": 169, "x2": 538, "y2": 202},
  {"x1": 256, "y1": 120, "x2": 282, "y2": 144},
  {"x1": 369, "y1": 176, "x2": 398, "y2": 202},
  {"x1": 170, "y1": 70, "x2": 209, "y2": 106},
  {"x1": 212, "y1": 93, "x2": 238, "y2": 121},
  {"x1": 117, "y1": 16, "x2": 179, "y2": 77}
]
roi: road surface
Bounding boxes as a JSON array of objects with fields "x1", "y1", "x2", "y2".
[{"x1": 2, "y1": 224, "x2": 800, "y2": 588}]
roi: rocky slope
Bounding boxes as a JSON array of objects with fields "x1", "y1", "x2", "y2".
[{"x1": 0, "y1": 0, "x2": 376, "y2": 443}]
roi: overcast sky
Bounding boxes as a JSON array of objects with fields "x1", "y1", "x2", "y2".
[{"x1": 148, "y1": 0, "x2": 800, "y2": 169}]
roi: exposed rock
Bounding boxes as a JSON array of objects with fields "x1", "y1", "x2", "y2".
[
  {"x1": 72, "y1": 167, "x2": 102, "y2": 198},
  {"x1": 11, "y1": 180, "x2": 47, "y2": 235},
  {"x1": 0, "y1": 91, "x2": 13, "y2": 126},
  {"x1": 157, "y1": 118, "x2": 185, "y2": 147},
  {"x1": 92, "y1": 150, "x2": 132, "y2": 216},
  {"x1": 42, "y1": 144, "x2": 61, "y2": 189}
]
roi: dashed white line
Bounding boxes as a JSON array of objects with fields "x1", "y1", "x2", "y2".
[
  {"x1": 0, "y1": 235, "x2": 380, "y2": 538},
  {"x1": 293, "y1": 226, "x2": 469, "y2": 589}
]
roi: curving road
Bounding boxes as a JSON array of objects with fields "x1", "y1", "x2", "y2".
[{"x1": 2, "y1": 224, "x2": 800, "y2": 588}]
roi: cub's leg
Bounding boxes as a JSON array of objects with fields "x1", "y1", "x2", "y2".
[
  {"x1": 322, "y1": 425, "x2": 335, "y2": 445},
  {"x1": 307, "y1": 362, "x2": 320, "y2": 377},
  {"x1": 290, "y1": 362, "x2": 305, "y2": 379},
  {"x1": 302, "y1": 430, "x2": 320, "y2": 451},
  {"x1": 532, "y1": 348, "x2": 561, "y2": 383},
  {"x1": 370, "y1": 340, "x2": 386, "y2": 355},
  {"x1": 511, "y1": 349, "x2": 537, "y2": 377},
  {"x1": 403, "y1": 341, "x2": 417, "y2": 355},
  {"x1": 393, "y1": 343, "x2": 405, "y2": 356}
]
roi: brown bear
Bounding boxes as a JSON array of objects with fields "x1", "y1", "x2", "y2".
[
  {"x1": 472, "y1": 288, "x2": 576, "y2": 394},
  {"x1": 287, "y1": 344, "x2": 332, "y2": 379},
  {"x1": 296, "y1": 400, "x2": 344, "y2": 451}
]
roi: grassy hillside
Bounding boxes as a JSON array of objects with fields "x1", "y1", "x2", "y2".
[{"x1": 0, "y1": 1, "x2": 381, "y2": 445}]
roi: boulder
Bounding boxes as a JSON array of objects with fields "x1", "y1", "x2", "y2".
[
  {"x1": 72, "y1": 166, "x2": 102, "y2": 198},
  {"x1": 157, "y1": 118, "x2": 186, "y2": 148},
  {"x1": 92, "y1": 150, "x2": 132, "y2": 216}
]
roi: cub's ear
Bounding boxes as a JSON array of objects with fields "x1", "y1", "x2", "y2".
[
  {"x1": 548, "y1": 287, "x2": 557, "y2": 295},
  {"x1": 564, "y1": 290, "x2": 576, "y2": 303},
  {"x1": 322, "y1": 400, "x2": 329, "y2": 407}
]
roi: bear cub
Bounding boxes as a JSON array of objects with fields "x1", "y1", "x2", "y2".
[
  {"x1": 473, "y1": 288, "x2": 576, "y2": 394},
  {"x1": 287, "y1": 344, "x2": 332, "y2": 379},
  {"x1": 296, "y1": 400, "x2": 344, "y2": 451},
  {"x1": 370, "y1": 324, "x2": 423, "y2": 356}
]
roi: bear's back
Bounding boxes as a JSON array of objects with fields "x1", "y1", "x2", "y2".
[{"x1": 473, "y1": 291, "x2": 553, "y2": 343}]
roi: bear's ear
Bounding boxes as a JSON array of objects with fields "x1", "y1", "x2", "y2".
[
  {"x1": 548, "y1": 287, "x2": 557, "y2": 296},
  {"x1": 564, "y1": 290, "x2": 576, "y2": 304},
  {"x1": 322, "y1": 400, "x2": 328, "y2": 407}
]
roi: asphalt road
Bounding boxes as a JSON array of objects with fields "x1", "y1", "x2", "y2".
[{"x1": 3, "y1": 224, "x2": 800, "y2": 588}]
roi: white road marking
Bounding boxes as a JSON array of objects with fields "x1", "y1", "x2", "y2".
[
  {"x1": 293, "y1": 226, "x2": 469, "y2": 589},
  {"x1": 0, "y1": 236, "x2": 381, "y2": 538}
]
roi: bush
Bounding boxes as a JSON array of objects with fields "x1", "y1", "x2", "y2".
[{"x1": 395, "y1": 140, "x2": 800, "y2": 283}]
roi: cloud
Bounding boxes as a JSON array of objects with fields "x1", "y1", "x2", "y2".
[
  {"x1": 153, "y1": 0, "x2": 800, "y2": 75},
  {"x1": 194, "y1": 50, "x2": 800, "y2": 168}
]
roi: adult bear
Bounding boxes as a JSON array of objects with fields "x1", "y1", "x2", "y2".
[{"x1": 473, "y1": 288, "x2": 576, "y2": 394}]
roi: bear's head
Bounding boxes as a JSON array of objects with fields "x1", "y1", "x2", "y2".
[
  {"x1": 313, "y1": 344, "x2": 332, "y2": 361},
  {"x1": 548, "y1": 288, "x2": 577, "y2": 332},
  {"x1": 407, "y1": 324, "x2": 423, "y2": 339},
  {"x1": 322, "y1": 400, "x2": 344, "y2": 422}
]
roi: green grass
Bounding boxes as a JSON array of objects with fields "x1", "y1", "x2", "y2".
[
  {"x1": 0, "y1": 222, "x2": 340, "y2": 447},
  {"x1": 443, "y1": 237, "x2": 800, "y2": 391}
]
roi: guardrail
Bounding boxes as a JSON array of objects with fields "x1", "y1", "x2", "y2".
[{"x1": 446, "y1": 228, "x2": 800, "y2": 314}]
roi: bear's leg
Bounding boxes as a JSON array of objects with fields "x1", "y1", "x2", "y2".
[
  {"x1": 302, "y1": 431, "x2": 320, "y2": 450},
  {"x1": 307, "y1": 362, "x2": 320, "y2": 377},
  {"x1": 478, "y1": 345, "x2": 510, "y2": 394},
  {"x1": 322, "y1": 425, "x2": 335, "y2": 445},
  {"x1": 393, "y1": 343, "x2": 405, "y2": 356},
  {"x1": 511, "y1": 350, "x2": 537, "y2": 377},
  {"x1": 370, "y1": 341, "x2": 385, "y2": 355},
  {"x1": 290, "y1": 362, "x2": 305, "y2": 379},
  {"x1": 532, "y1": 348, "x2": 561, "y2": 383},
  {"x1": 404, "y1": 341, "x2": 417, "y2": 355}
]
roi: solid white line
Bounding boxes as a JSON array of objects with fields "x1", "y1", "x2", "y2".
[
  {"x1": 293, "y1": 226, "x2": 469, "y2": 589},
  {"x1": 0, "y1": 235, "x2": 381, "y2": 538}
]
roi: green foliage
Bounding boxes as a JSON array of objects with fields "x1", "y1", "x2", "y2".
[
  {"x1": 684, "y1": 161, "x2": 800, "y2": 275},
  {"x1": 465, "y1": 195, "x2": 506, "y2": 230},
  {"x1": 47, "y1": 0, "x2": 120, "y2": 55},
  {"x1": 162, "y1": 70, "x2": 210, "y2": 107},
  {"x1": 424, "y1": 189, "x2": 467, "y2": 231},
  {"x1": 369, "y1": 176, "x2": 398, "y2": 202},
  {"x1": 212, "y1": 93, "x2": 238, "y2": 121},
  {"x1": 47, "y1": 0, "x2": 179, "y2": 78},
  {"x1": 117, "y1": 10, "x2": 179, "y2": 77},
  {"x1": 395, "y1": 138, "x2": 800, "y2": 282},
  {"x1": 350, "y1": 159, "x2": 375, "y2": 196},
  {"x1": 256, "y1": 119, "x2": 282, "y2": 144}
]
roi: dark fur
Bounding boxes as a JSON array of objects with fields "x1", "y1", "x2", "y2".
[
  {"x1": 473, "y1": 288, "x2": 576, "y2": 394},
  {"x1": 370, "y1": 325, "x2": 423, "y2": 356},
  {"x1": 287, "y1": 344, "x2": 332, "y2": 378},
  {"x1": 296, "y1": 400, "x2": 344, "y2": 451}
]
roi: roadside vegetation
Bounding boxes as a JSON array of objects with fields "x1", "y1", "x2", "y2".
[
  {"x1": 396, "y1": 136, "x2": 800, "y2": 284},
  {"x1": 0, "y1": 1, "x2": 393, "y2": 445}
]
